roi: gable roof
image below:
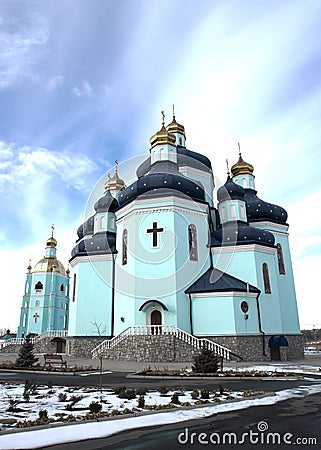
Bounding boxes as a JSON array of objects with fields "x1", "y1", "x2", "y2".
[{"x1": 185, "y1": 267, "x2": 260, "y2": 295}]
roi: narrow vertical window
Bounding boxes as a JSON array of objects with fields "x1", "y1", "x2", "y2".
[
  {"x1": 188, "y1": 224, "x2": 198, "y2": 261},
  {"x1": 262, "y1": 263, "x2": 271, "y2": 294},
  {"x1": 60, "y1": 283, "x2": 64, "y2": 293},
  {"x1": 72, "y1": 273, "x2": 77, "y2": 302},
  {"x1": 277, "y1": 243, "x2": 285, "y2": 274},
  {"x1": 100, "y1": 216, "x2": 106, "y2": 229},
  {"x1": 242, "y1": 178, "x2": 247, "y2": 188},
  {"x1": 221, "y1": 207, "x2": 226, "y2": 220},
  {"x1": 122, "y1": 229, "x2": 128, "y2": 265},
  {"x1": 110, "y1": 217, "x2": 115, "y2": 229},
  {"x1": 22, "y1": 314, "x2": 27, "y2": 327},
  {"x1": 230, "y1": 205, "x2": 236, "y2": 218},
  {"x1": 240, "y1": 204, "x2": 245, "y2": 219}
]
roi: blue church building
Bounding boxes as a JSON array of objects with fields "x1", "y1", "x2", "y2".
[
  {"x1": 17, "y1": 112, "x2": 303, "y2": 361},
  {"x1": 17, "y1": 232, "x2": 70, "y2": 343}
]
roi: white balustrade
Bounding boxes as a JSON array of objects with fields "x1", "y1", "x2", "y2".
[{"x1": 91, "y1": 325, "x2": 232, "y2": 360}]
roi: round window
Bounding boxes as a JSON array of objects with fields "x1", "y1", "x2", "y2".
[{"x1": 241, "y1": 301, "x2": 249, "y2": 313}]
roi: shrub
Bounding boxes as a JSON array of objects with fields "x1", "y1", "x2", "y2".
[
  {"x1": 200, "y1": 389, "x2": 210, "y2": 399},
  {"x1": 137, "y1": 395, "x2": 145, "y2": 408},
  {"x1": 65, "y1": 395, "x2": 84, "y2": 410},
  {"x1": 159, "y1": 385, "x2": 169, "y2": 395},
  {"x1": 171, "y1": 392, "x2": 181, "y2": 405},
  {"x1": 113, "y1": 386, "x2": 127, "y2": 395},
  {"x1": 89, "y1": 401, "x2": 102, "y2": 414},
  {"x1": 191, "y1": 389, "x2": 199, "y2": 399},
  {"x1": 58, "y1": 392, "x2": 67, "y2": 402},
  {"x1": 192, "y1": 347, "x2": 220, "y2": 373},
  {"x1": 219, "y1": 385, "x2": 224, "y2": 395},
  {"x1": 38, "y1": 410, "x2": 48, "y2": 421}
]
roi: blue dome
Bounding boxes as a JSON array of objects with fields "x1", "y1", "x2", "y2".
[
  {"x1": 118, "y1": 172, "x2": 205, "y2": 207},
  {"x1": 94, "y1": 190, "x2": 119, "y2": 213},
  {"x1": 211, "y1": 222, "x2": 275, "y2": 247},
  {"x1": 77, "y1": 215, "x2": 94, "y2": 240},
  {"x1": 244, "y1": 190, "x2": 288, "y2": 224},
  {"x1": 136, "y1": 146, "x2": 212, "y2": 178},
  {"x1": 217, "y1": 177, "x2": 245, "y2": 202},
  {"x1": 71, "y1": 232, "x2": 117, "y2": 260}
]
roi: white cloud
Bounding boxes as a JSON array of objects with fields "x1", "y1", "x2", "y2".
[
  {"x1": 0, "y1": 9, "x2": 49, "y2": 89},
  {"x1": 0, "y1": 140, "x2": 98, "y2": 194},
  {"x1": 72, "y1": 80, "x2": 93, "y2": 97},
  {"x1": 46, "y1": 75, "x2": 64, "y2": 90}
]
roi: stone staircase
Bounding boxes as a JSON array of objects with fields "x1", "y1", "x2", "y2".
[{"x1": 92, "y1": 325, "x2": 236, "y2": 362}]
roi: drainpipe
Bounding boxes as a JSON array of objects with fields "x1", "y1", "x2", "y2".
[
  {"x1": 255, "y1": 293, "x2": 266, "y2": 356},
  {"x1": 111, "y1": 253, "x2": 116, "y2": 337},
  {"x1": 188, "y1": 293, "x2": 193, "y2": 335}
]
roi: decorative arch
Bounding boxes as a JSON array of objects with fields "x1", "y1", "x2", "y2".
[{"x1": 139, "y1": 300, "x2": 168, "y2": 312}]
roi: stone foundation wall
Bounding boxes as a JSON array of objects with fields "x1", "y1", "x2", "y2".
[
  {"x1": 206, "y1": 334, "x2": 304, "y2": 362},
  {"x1": 29, "y1": 332, "x2": 305, "y2": 362},
  {"x1": 101, "y1": 335, "x2": 197, "y2": 362},
  {"x1": 66, "y1": 336, "x2": 107, "y2": 358}
]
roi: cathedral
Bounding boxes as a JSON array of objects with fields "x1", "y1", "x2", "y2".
[{"x1": 17, "y1": 112, "x2": 303, "y2": 361}]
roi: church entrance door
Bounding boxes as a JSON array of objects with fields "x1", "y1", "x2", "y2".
[{"x1": 150, "y1": 310, "x2": 162, "y2": 334}]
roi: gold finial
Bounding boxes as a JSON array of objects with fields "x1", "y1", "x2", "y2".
[
  {"x1": 51, "y1": 224, "x2": 55, "y2": 237},
  {"x1": 226, "y1": 159, "x2": 230, "y2": 176},
  {"x1": 161, "y1": 110, "x2": 165, "y2": 127},
  {"x1": 115, "y1": 160, "x2": 118, "y2": 174},
  {"x1": 238, "y1": 142, "x2": 241, "y2": 157},
  {"x1": 172, "y1": 104, "x2": 175, "y2": 120}
]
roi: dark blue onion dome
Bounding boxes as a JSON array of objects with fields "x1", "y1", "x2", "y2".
[
  {"x1": 176, "y1": 146, "x2": 212, "y2": 170},
  {"x1": 217, "y1": 176, "x2": 246, "y2": 202},
  {"x1": 136, "y1": 147, "x2": 212, "y2": 178},
  {"x1": 94, "y1": 189, "x2": 119, "y2": 213},
  {"x1": 77, "y1": 215, "x2": 94, "y2": 241},
  {"x1": 118, "y1": 172, "x2": 205, "y2": 207},
  {"x1": 211, "y1": 222, "x2": 275, "y2": 247},
  {"x1": 243, "y1": 189, "x2": 288, "y2": 224},
  {"x1": 71, "y1": 232, "x2": 117, "y2": 260}
]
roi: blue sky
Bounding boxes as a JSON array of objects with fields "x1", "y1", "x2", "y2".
[{"x1": 0, "y1": 0, "x2": 320, "y2": 331}]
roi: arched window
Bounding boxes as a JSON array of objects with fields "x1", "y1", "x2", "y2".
[
  {"x1": 230, "y1": 205, "x2": 236, "y2": 218},
  {"x1": 60, "y1": 283, "x2": 65, "y2": 293},
  {"x1": 179, "y1": 137, "x2": 182, "y2": 145},
  {"x1": 35, "y1": 281, "x2": 43, "y2": 292},
  {"x1": 100, "y1": 216, "x2": 106, "y2": 229},
  {"x1": 188, "y1": 224, "x2": 198, "y2": 261},
  {"x1": 277, "y1": 243, "x2": 285, "y2": 275},
  {"x1": 122, "y1": 229, "x2": 128, "y2": 265},
  {"x1": 221, "y1": 207, "x2": 226, "y2": 220},
  {"x1": 72, "y1": 274, "x2": 76, "y2": 302},
  {"x1": 242, "y1": 178, "x2": 247, "y2": 188},
  {"x1": 240, "y1": 204, "x2": 245, "y2": 219},
  {"x1": 262, "y1": 263, "x2": 271, "y2": 294}
]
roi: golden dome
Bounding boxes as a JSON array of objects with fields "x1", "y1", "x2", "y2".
[
  {"x1": 166, "y1": 107, "x2": 185, "y2": 136},
  {"x1": 33, "y1": 257, "x2": 66, "y2": 274},
  {"x1": 104, "y1": 160, "x2": 126, "y2": 192},
  {"x1": 231, "y1": 144, "x2": 254, "y2": 176},
  {"x1": 46, "y1": 236, "x2": 57, "y2": 248},
  {"x1": 150, "y1": 111, "x2": 176, "y2": 149}
]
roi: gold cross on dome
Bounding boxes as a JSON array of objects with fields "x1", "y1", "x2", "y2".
[{"x1": 51, "y1": 224, "x2": 55, "y2": 237}]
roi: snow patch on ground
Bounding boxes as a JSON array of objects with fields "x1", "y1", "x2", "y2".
[{"x1": 0, "y1": 383, "x2": 321, "y2": 449}]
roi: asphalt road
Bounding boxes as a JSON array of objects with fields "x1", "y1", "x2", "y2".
[
  {"x1": 42, "y1": 392, "x2": 321, "y2": 450},
  {"x1": 0, "y1": 370, "x2": 320, "y2": 392}
]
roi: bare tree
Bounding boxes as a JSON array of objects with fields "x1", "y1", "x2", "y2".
[{"x1": 91, "y1": 318, "x2": 107, "y2": 393}]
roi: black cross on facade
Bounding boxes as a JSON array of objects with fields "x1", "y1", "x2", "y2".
[
  {"x1": 147, "y1": 221, "x2": 164, "y2": 247},
  {"x1": 33, "y1": 313, "x2": 39, "y2": 323}
]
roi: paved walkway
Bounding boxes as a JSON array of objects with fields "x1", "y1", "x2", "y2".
[{"x1": 1, "y1": 352, "x2": 321, "y2": 373}]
